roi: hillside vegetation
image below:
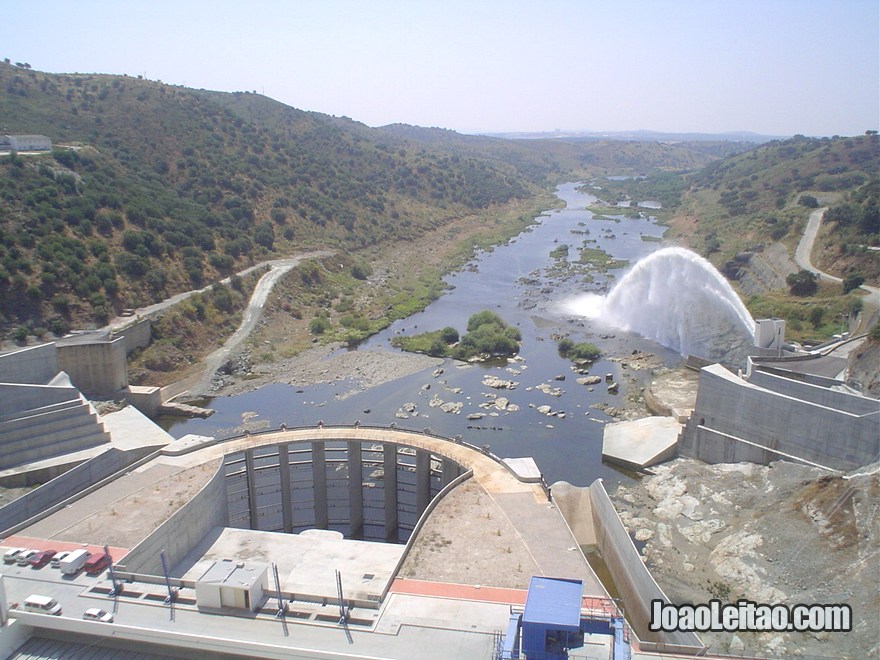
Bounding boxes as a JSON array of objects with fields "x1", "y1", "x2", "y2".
[{"x1": 0, "y1": 62, "x2": 742, "y2": 340}]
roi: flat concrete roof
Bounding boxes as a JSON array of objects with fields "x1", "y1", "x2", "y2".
[
  {"x1": 180, "y1": 527, "x2": 403, "y2": 605},
  {"x1": 754, "y1": 354, "x2": 848, "y2": 379},
  {"x1": 56, "y1": 331, "x2": 114, "y2": 346},
  {"x1": 198, "y1": 559, "x2": 266, "y2": 588}
]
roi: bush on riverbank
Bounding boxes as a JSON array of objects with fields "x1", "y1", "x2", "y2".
[{"x1": 391, "y1": 311, "x2": 521, "y2": 360}]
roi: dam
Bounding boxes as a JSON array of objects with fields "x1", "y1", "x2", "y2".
[{"x1": 0, "y1": 423, "x2": 703, "y2": 659}]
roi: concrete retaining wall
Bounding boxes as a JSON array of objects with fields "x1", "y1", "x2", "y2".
[
  {"x1": 119, "y1": 464, "x2": 229, "y2": 575},
  {"x1": 57, "y1": 338, "x2": 128, "y2": 395},
  {"x1": 0, "y1": 447, "x2": 155, "y2": 535},
  {"x1": 126, "y1": 385, "x2": 162, "y2": 417},
  {"x1": 588, "y1": 479, "x2": 702, "y2": 652},
  {"x1": 0, "y1": 618, "x2": 32, "y2": 659},
  {"x1": 113, "y1": 318, "x2": 152, "y2": 354},
  {"x1": 0, "y1": 344, "x2": 58, "y2": 384},
  {"x1": 681, "y1": 364, "x2": 879, "y2": 471},
  {"x1": 747, "y1": 368, "x2": 877, "y2": 415},
  {"x1": 548, "y1": 481, "x2": 597, "y2": 547}
]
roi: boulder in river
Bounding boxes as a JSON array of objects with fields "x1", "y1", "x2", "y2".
[
  {"x1": 482, "y1": 375, "x2": 518, "y2": 390},
  {"x1": 536, "y1": 383, "x2": 563, "y2": 397}
]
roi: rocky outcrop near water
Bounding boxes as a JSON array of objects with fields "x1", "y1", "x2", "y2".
[{"x1": 613, "y1": 458, "x2": 880, "y2": 658}]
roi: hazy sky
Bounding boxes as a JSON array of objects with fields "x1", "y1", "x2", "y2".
[{"x1": 4, "y1": 0, "x2": 878, "y2": 137}]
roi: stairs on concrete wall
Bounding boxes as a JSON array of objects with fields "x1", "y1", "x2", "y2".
[{"x1": 0, "y1": 393, "x2": 111, "y2": 471}]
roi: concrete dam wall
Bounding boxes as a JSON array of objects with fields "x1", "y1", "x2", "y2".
[
  {"x1": 120, "y1": 436, "x2": 466, "y2": 575},
  {"x1": 680, "y1": 364, "x2": 880, "y2": 471},
  {"x1": 223, "y1": 439, "x2": 465, "y2": 543}
]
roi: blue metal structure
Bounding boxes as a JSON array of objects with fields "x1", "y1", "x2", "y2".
[
  {"x1": 496, "y1": 577, "x2": 631, "y2": 660},
  {"x1": 521, "y1": 577, "x2": 584, "y2": 660}
]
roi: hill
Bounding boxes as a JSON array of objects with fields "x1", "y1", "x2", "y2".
[{"x1": 0, "y1": 62, "x2": 746, "y2": 337}]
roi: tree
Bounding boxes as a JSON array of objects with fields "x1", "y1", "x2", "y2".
[
  {"x1": 439, "y1": 326, "x2": 459, "y2": 344},
  {"x1": 786, "y1": 270, "x2": 818, "y2": 296},
  {"x1": 351, "y1": 263, "x2": 371, "y2": 280},
  {"x1": 809, "y1": 306, "x2": 825, "y2": 329},
  {"x1": 843, "y1": 273, "x2": 865, "y2": 294},
  {"x1": 798, "y1": 195, "x2": 819, "y2": 208},
  {"x1": 466, "y1": 310, "x2": 506, "y2": 332},
  {"x1": 253, "y1": 222, "x2": 275, "y2": 250}
]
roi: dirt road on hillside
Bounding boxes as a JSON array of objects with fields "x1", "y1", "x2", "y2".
[{"x1": 105, "y1": 251, "x2": 333, "y2": 333}]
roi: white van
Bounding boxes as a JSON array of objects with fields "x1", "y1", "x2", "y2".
[
  {"x1": 23, "y1": 595, "x2": 62, "y2": 616},
  {"x1": 59, "y1": 548, "x2": 90, "y2": 575}
]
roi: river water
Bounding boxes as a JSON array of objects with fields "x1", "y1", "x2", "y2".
[{"x1": 164, "y1": 182, "x2": 680, "y2": 487}]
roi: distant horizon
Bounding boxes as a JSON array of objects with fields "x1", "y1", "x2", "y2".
[
  {"x1": 3, "y1": 1, "x2": 877, "y2": 138},
  {"x1": 1, "y1": 59, "x2": 867, "y2": 142}
]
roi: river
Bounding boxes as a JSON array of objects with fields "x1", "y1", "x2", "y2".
[{"x1": 163, "y1": 182, "x2": 680, "y2": 487}]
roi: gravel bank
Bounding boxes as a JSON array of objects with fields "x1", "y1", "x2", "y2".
[{"x1": 206, "y1": 342, "x2": 443, "y2": 398}]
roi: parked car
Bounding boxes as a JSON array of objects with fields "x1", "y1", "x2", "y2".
[
  {"x1": 50, "y1": 551, "x2": 71, "y2": 568},
  {"x1": 82, "y1": 607, "x2": 114, "y2": 623},
  {"x1": 3, "y1": 548, "x2": 26, "y2": 564},
  {"x1": 84, "y1": 552, "x2": 110, "y2": 575},
  {"x1": 23, "y1": 594, "x2": 62, "y2": 615},
  {"x1": 28, "y1": 550, "x2": 57, "y2": 568},
  {"x1": 16, "y1": 550, "x2": 39, "y2": 566}
]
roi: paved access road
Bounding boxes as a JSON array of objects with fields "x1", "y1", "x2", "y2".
[
  {"x1": 795, "y1": 208, "x2": 879, "y2": 340},
  {"x1": 796, "y1": 208, "x2": 878, "y2": 298}
]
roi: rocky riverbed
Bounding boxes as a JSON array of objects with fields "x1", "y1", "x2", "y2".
[{"x1": 612, "y1": 458, "x2": 879, "y2": 658}]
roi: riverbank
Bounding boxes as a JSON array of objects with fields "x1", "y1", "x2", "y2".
[
  {"x1": 207, "y1": 341, "x2": 443, "y2": 398},
  {"x1": 149, "y1": 193, "x2": 556, "y2": 397}
]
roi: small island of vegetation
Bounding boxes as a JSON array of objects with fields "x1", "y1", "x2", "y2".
[
  {"x1": 391, "y1": 310, "x2": 521, "y2": 361},
  {"x1": 557, "y1": 337, "x2": 602, "y2": 364}
]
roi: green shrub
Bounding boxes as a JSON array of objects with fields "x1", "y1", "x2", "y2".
[
  {"x1": 351, "y1": 262, "x2": 371, "y2": 280},
  {"x1": 558, "y1": 338, "x2": 601, "y2": 362},
  {"x1": 843, "y1": 273, "x2": 865, "y2": 294},
  {"x1": 309, "y1": 316, "x2": 330, "y2": 335}
]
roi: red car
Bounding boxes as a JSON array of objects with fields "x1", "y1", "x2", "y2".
[
  {"x1": 84, "y1": 552, "x2": 110, "y2": 575},
  {"x1": 28, "y1": 550, "x2": 57, "y2": 568}
]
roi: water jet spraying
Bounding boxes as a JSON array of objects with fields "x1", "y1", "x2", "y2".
[{"x1": 566, "y1": 247, "x2": 756, "y2": 362}]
